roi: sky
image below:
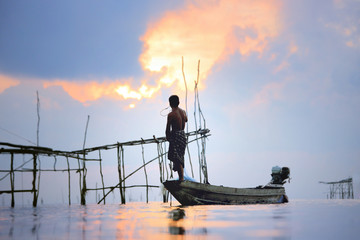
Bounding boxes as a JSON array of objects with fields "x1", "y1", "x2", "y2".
[{"x1": 1, "y1": 0, "x2": 360, "y2": 204}]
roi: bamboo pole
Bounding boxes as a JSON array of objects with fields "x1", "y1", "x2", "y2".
[
  {"x1": 79, "y1": 115, "x2": 90, "y2": 205},
  {"x1": 98, "y1": 150, "x2": 106, "y2": 204},
  {"x1": 13, "y1": 168, "x2": 86, "y2": 172},
  {"x1": 81, "y1": 159, "x2": 87, "y2": 205},
  {"x1": 182, "y1": 57, "x2": 195, "y2": 178},
  {"x1": 35, "y1": 91, "x2": 42, "y2": 205},
  {"x1": 87, "y1": 185, "x2": 159, "y2": 191},
  {"x1": 32, "y1": 154, "x2": 38, "y2": 207},
  {"x1": 194, "y1": 67, "x2": 202, "y2": 183},
  {"x1": 36, "y1": 91, "x2": 40, "y2": 146},
  {"x1": 0, "y1": 190, "x2": 34, "y2": 194},
  {"x1": 121, "y1": 145, "x2": 126, "y2": 203},
  {"x1": 66, "y1": 156, "x2": 71, "y2": 205},
  {"x1": 141, "y1": 141, "x2": 149, "y2": 203},
  {"x1": 77, "y1": 154, "x2": 82, "y2": 204},
  {"x1": 53, "y1": 156, "x2": 57, "y2": 171},
  {"x1": 83, "y1": 115, "x2": 90, "y2": 149},
  {"x1": 117, "y1": 145, "x2": 123, "y2": 204},
  {"x1": 10, "y1": 153, "x2": 15, "y2": 207},
  {"x1": 36, "y1": 156, "x2": 41, "y2": 204},
  {"x1": 156, "y1": 143, "x2": 163, "y2": 183},
  {"x1": 64, "y1": 129, "x2": 207, "y2": 154},
  {"x1": 162, "y1": 142, "x2": 169, "y2": 180},
  {"x1": 117, "y1": 145, "x2": 126, "y2": 204},
  {"x1": 193, "y1": 59, "x2": 209, "y2": 184},
  {"x1": 155, "y1": 139, "x2": 167, "y2": 203}
]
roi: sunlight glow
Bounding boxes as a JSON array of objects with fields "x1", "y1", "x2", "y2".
[
  {"x1": 140, "y1": 0, "x2": 281, "y2": 91},
  {"x1": 115, "y1": 86, "x2": 142, "y2": 100},
  {"x1": 43, "y1": 80, "x2": 159, "y2": 104},
  {"x1": 38, "y1": 0, "x2": 281, "y2": 106}
]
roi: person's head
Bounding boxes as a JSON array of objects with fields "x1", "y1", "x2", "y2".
[{"x1": 169, "y1": 95, "x2": 180, "y2": 108}]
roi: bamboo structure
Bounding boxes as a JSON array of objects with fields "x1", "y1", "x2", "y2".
[
  {"x1": 319, "y1": 177, "x2": 354, "y2": 199},
  {"x1": 0, "y1": 128, "x2": 210, "y2": 207}
]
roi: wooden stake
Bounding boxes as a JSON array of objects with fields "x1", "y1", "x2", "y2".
[
  {"x1": 141, "y1": 141, "x2": 149, "y2": 203},
  {"x1": 76, "y1": 154, "x2": 82, "y2": 204},
  {"x1": 10, "y1": 153, "x2": 14, "y2": 207},
  {"x1": 32, "y1": 154, "x2": 38, "y2": 207},
  {"x1": 66, "y1": 156, "x2": 71, "y2": 205},
  {"x1": 98, "y1": 150, "x2": 106, "y2": 204},
  {"x1": 117, "y1": 145, "x2": 125, "y2": 204}
]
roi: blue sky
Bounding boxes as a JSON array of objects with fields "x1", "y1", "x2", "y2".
[{"x1": 1, "y1": 0, "x2": 360, "y2": 204}]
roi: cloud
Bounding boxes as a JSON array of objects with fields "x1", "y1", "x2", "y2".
[
  {"x1": 250, "y1": 80, "x2": 287, "y2": 107},
  {"x1": 43, "y1": 79, "x2": 160, "y2": 104},
  {"x1": 140, "y1": 0, "x2": 281, "y2": 91},
  {"x1": 273, "y1": 61, "x2": 290, "y2": 74},
  {"x1": 0, "y1": 74, "x2": 163, "y2": 108},
  {"x1": 38, "y1": 0, "x2": 283, "y2": 106},
  {"x1": 272, "y1": 41, "x2": 299, "y2": 73},
  {"x1": 324, "y1": 0, "x2": 360, "y2": 48},
  {"x1": 231, "y1": 78, "x2": 289, "y2": 117},
  {"x1": 1, "y1": 0, "x2": 282, "y2": 107},
  {"x1": 0, "y1": 74, "x2": 20, "y2": 94}
]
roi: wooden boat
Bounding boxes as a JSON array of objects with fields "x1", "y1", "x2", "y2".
[
  {"x1": 163, "y1": 180, "x2": 288, "y2": 205},
  {"x1": 163, "y1": 166, "x2": 290, "y2": 205}
]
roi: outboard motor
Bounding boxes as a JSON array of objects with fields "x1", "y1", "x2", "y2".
[{"x1": 271, "y1": 166, "x2": 290, "y2": 185}]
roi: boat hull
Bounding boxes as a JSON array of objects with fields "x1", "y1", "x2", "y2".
[{"x1": 163, "y1": 180, "x2": 288, "y2": 205}]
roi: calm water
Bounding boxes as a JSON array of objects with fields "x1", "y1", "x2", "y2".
[{"x1": 1, "y1": 200, "x2": 359, "y2": 239}]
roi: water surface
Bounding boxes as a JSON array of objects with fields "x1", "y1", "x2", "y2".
[{"x1": 1, "y1": 200, "x2": 359, "y2": 239}]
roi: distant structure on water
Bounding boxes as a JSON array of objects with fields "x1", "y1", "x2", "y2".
[{"x1": 319, "y1": 177, "x2": 354, "y2": 199}]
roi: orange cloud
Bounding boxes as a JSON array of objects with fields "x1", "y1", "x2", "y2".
[
  {"x1": 273, "y1": 61, "x2": 289, "y2": 73},
  {"x1": 272, "y1": 41, "x2": 298, "y2": 74},
  {"x1": 289, "y1": 42, "x2": 298, "y2": 55},
  {"x1": 43, "y1": 80, "x2": 160, "y2": 104},
  {"x1": 140, "y1": 0, "x2": 281, "y2": 90},
  {"x1": 0, "y1": 74, "x2": 20, "y2": 94}
]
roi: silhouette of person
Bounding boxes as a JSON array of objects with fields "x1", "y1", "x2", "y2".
[{"x1": 166, "y1": 95, "x2": 188, "y2": 181}]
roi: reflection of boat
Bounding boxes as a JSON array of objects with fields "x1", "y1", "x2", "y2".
[{"x1": 163, "y1": 167, "x2": 290, "y2": 205}]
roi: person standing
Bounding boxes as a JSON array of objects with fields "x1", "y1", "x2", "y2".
[{"x1": 166, "y1": 95, "x2": 188, "y2": 181}]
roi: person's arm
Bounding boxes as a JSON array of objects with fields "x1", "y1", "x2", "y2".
[
  {"x1": 181, "y1": 109, "x2": 188, "y2": 130},
  {"x1": 166, "y1": 114, "x2": 172, "y2": 140}
]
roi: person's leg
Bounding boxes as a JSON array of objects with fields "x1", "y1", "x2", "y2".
[{"x1": 178, "y1": 165, "x2": 184, "y2": 181}]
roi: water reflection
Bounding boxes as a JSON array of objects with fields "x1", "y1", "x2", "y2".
[
  {"x1": 8, "y1": 209, "x2": 14, "y2": 238},
  {"x1": 31, "y1": 208, "x2": 40, "y2": 236},
  {"x1": 1, "y1": 200, "x2": 359, "y2": 239},
  {"x1": 168, "y1": 208, "x2": 186, "y2": 235}
]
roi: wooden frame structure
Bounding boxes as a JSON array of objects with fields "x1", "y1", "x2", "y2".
[
  {"x1": 319, "y1": 177, "x2": 354, "y2": 199},
  {"x1": 0, "y1": 129, "x2": 210, "y2": 207}
]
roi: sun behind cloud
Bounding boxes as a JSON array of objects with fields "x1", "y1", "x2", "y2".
[
  {"x1": 43, "y1": 79, "x2": 159, "y2": 103},
  {"x1": 2, "y1": 0, "x2": 282, "y2": 106},
  {"x1": 140, "y1": 0, "x2": 281, "y2": 91}
]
